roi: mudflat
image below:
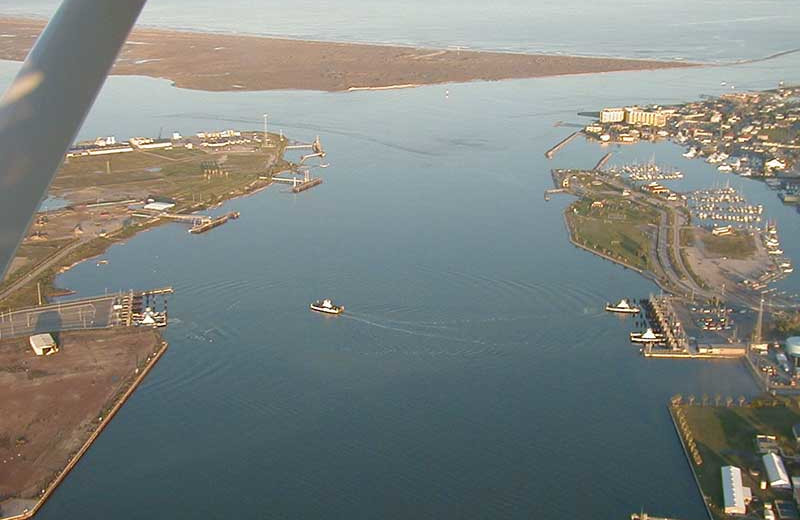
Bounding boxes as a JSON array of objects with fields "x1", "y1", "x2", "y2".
[{"x1": 0, "y1": 17, "x2": 696, "y2": 92}]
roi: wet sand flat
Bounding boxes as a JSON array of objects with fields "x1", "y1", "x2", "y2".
[{"x1": 0, "y1": 17, "x2": 696, "y2": 92}]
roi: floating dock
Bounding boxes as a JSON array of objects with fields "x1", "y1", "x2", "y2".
[
  {"x1": 189, "y1": 211, "x2": 240, "y2": 234},
  {"x1": 631, "y1": 513, "x2": 688, "y2": 520},
  {"x1": 292, "y1": 178, "x2": 323, "y2": 193},
  {"x1": 544, "y1": 131, "x2": 579, "y2": 159}
]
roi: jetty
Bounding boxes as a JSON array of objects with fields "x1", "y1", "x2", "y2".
[
  {"x1": 593, "y1": 151, "x2": 613, "y2": 171},
  {"x1": 544, "y1": 131, "x2": 579, "y2": 159}
]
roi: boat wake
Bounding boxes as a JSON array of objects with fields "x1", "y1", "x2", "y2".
[{"x1": 341, "y1": 312, "x2": 496, "y2": 348}]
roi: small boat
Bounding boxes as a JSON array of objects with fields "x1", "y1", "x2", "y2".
[
  {"x1": 605, "y1": 299, "x2": 641, "y2": 314},
  {"x1": 630, "y1": 328, "x2": 665, "y2": 344},
  {"x1": 310, "y1": 298, "x2": 344, "y2": 315}
]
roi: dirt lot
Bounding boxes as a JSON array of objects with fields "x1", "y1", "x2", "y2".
[
  {"x1": 0, "y1": 328, "x2": 163, "y2": 507},
  {"x1": 0, "y1": 17, "x2": 695, "y2": 92}
]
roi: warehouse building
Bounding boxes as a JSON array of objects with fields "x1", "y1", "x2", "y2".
[
  {"x1": 764, "y1": 452, "x2": 791, "y2": 489},
  {"x1": 721, "y1": 465, "x2": 749, "y2": 515}
]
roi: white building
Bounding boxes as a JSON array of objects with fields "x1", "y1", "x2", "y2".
[
  {"x1": 722, "y1": 466, "x2": 749, "y2": 515},
  {"x1": 765, "y1": 158, "x2": 787, "y2": 171},
  {"x1": 29, "y1": 333, "x2": 58, "y2": 356},
  {"x1": 764, "y1": 452, "x2": 791, "y2": 489},
  {"x1": 143, "y1": 201, "x2": 175, "y2": 212}
]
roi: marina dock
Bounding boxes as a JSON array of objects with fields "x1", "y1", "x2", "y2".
[
  {"x1": 545, "y1": 131, "x2": 579, "y2": 159},
  {"x1": 189, "y1": 211, "x2": 240, "y2": 234},
  {"x1": 292, "y1": 177, "x2": 323, "y2": 193}
]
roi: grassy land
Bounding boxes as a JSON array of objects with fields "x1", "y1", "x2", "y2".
[
  {"x1": 702, "y1": 231, "x2": 757, "y2": 260},
  {"x1": 55, "y1": 140, "x2": 290, "y2": 212},
  {"x1": 680, "y1": 228, "x2": 694, "y2": 248},
  {"x1": 680, "y1": 248, "x2": 710, "y2": 290},
  {"x1": 1, "y1": 135, "x2": 291, "y2": 309},
  {"x1": 567, "y1": 196, "x2": 659, "y2": 271},
  {"x1": 771, "y1": 311, "x2": 800, "y2": 337},
  {"x1": 673, "y1": 398, "x2": 800, "y2": 519}
]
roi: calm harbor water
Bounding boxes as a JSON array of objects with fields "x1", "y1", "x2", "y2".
[{"x1": 0, "y1": 4, "x2": 799, "y2": 518}]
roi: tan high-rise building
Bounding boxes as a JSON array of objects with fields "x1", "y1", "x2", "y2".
[
  {"x1": 599, "y1": 108, "x2": 625, "y2": 123},
  {"x1": 624, "y1": 108, "x2": 667, "y2": 127}
]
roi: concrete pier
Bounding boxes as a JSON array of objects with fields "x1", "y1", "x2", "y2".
[
  {"x1": 593, "y1": 151, "x2": 613, "y2": 171},
  {"x1": 544, "y1": 131, "x2": 579, "y2": 159}
]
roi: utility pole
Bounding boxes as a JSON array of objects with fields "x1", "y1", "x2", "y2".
[{"x1": 37, "y1": 282, "x2": 42, "y2": 306}]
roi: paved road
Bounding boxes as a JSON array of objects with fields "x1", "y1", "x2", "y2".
[
  {"x1": 0, "y1": 295, "x2": 118, "y2": 340},
  {"x1": 0, "y1": 238, "x2": 91, "y2": 303}
]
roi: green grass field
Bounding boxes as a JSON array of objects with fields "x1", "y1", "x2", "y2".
[
  {"x1": 701, "y1": 231, "x2": 757, "y2": 260},
  {"x1": 1, "y1": 135, "x2": 292, "y2": 308},
  {"x1": 567, "y1": 196, "x2": 658, "y2": 271}
]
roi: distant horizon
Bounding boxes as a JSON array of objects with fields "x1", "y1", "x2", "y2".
[{"x1": 0, "y1": 0, "x2": 798, "y2": 62}]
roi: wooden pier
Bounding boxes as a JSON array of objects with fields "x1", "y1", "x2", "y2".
[{"x1": 544, "y1": 131, "x2": 579, "y2": 159}]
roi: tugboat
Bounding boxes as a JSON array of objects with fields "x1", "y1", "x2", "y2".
[
  {"x1": 310, "y1": 298, "x2": 344, "y2": 315},
  {"x1": 630, "y1": 327, "x2": 665, "y2": 344},
  {"x1": 605, "y1": 299, "x2": 641, "y2": 314}
]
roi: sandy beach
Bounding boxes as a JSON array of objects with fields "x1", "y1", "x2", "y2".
[{"x1": 0, "y1": 17, "x2": 696, "y2": 92}]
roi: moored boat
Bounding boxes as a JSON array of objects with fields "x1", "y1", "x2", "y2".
[
  {"x1": 310, "y1": 298, "x2": 344, "y2": 315},
  {"x1": 605, "y1": 299, "x2": 641, "y2": 314},
  {"x1": 630, "y1": 327, "x2": 665, "y2": 344}
]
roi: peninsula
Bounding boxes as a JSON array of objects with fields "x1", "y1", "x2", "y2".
[{"x1": 0, "y1": 17, "x2": 696, "y2": 92}]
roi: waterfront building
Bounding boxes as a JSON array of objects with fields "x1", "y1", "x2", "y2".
[
  {"x1": 721, "y1": 466, "x2": 749, "y2": 515},
  {"x1": 600, "y1": 107, "x2": 625, "y2": 123},
  {"x1": 763, "y1": 452, "x2": 791, "y2": 489},
  {"x1": 624, "y1": 108, "x2": 667, "y2": 127}
]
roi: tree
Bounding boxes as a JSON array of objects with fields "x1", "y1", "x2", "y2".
[
  {"x1": 702, "y1": 394, "x2": 709, "y2": 407},
  {"x1": 688, "y1": 394, "x2": 696, "y2": 406},
  {"x1": 738, "y1": 396, "x2": 746, "y2": 408},
  {"x1": 726, "y1": 396, "x2": 734, "y2": 408},
  {"x1": 671, "y1": 394, "x2": 683, "y2": 406},
  {"x1": 714, "y1": 394, "x2": 722, "y2": 407}
]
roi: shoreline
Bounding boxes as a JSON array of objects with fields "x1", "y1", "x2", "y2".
[
  {"x1": 0, "y1": 16, "x2": 698, "y2": 92},
  {"x1": 0, "y1": 336, "x2": 169, "y2": 520},
  {"x1": 667, "y1": 405, "x2": 715, "y2": 520}
]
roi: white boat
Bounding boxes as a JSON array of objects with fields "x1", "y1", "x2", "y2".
[
  {"x1": 717, "y1": 164, "x2": 733, "y2": 172},
  {"x1": 768, "y1": 249, "x2": 784, "y2": 255},
  {"x1": 310, "y1": 298, "x2": 344, "y2": 315},
  {"x1": 683, "y1": 147, "x2": 698, "y2": 159},
  {"x1": 605, "y1": 299, "x2": 641, "y2": 314},
  {"x1": 630, "y1": 327, "x2": 665, "y2": 344}
]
